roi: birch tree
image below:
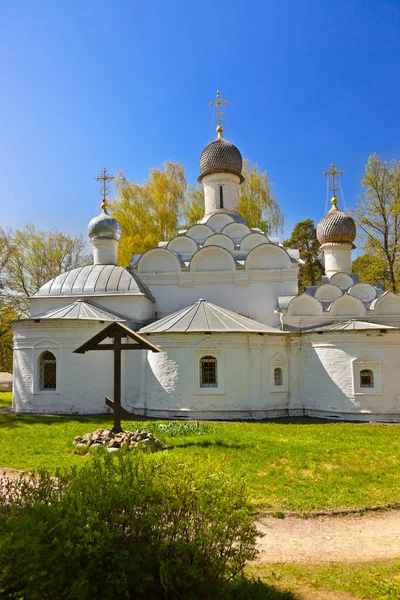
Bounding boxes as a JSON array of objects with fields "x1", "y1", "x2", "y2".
[{"x1": 352, "y1": 155, "x2": 400, "y2": 292}]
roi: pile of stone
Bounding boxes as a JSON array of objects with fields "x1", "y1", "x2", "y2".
[{"x1": 73, "y1": 429, "x2": 165, "y2": 452}]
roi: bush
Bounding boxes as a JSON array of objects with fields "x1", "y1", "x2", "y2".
[{"x1": 0, "y1": 453, "x2": 260, "y2": 599}]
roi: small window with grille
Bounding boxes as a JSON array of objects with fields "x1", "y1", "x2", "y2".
[
  {"x1": 39, "y1": 351, "x2": 57, "y2": 390},
  {"x1": 200, "y1": 355, "x2": 218, "y2": 388},
  {"x1": 274, "y1": 367, "x2": 283, "y2": 387},
  {"x1": 360, "y1": 369, "x2": 374, "y2": 389}
]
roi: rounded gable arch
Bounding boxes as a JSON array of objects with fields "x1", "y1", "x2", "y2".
[
  {"x1": 329, "y1": 294, "x2": 366, "y2": 317},
  {"x1": 203, "y1": 213, "x2": 234, "y2": 232},
  {"x1": 185, "y1": 224, "x2": 214, "y2": 245},
  {"x1": 190, "y1": 245, "x2": 236, "y2": 273},
  {"x1": 314, "y1": 284, "x2": 343, "y2": 303},
  {"x1": 348, "y1": 283, "x2": 377, "y2": 303},
  {"x1": 240, "y1": 232, "x2": 271, "y2": 253},
  {"x1": 329, "y1": 272, "x2": 354, "y2": 291},
  {"x1": 373, "y1": 291, "x2": 400, "y2": 316},
  {"x1": 221, "y1": 222, "x2": 251, "y2": 243},
  {"x1": 167, "y1": 235, "x2": 198, "y2": 259},
  {"x1": 245, "y1": 243, "x2": 291, "y2": 270},
  {"x1": 203, "y1": 233, "x2": 235, "y2": 252},
  {"x1": 137, "y1": 248, "x2": 181, "y2": 275},
  {"x1": 287, "y1": 294, "x2": 323, "y2": 317}
]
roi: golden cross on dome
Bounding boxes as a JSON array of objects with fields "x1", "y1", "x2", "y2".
[
  {"x1": 323, "y1": 163, "x2": 344, "y2": 211},
  {"x1": 96, "y1": 168, "x2": 115, "y2": 211},
  {"x1": 210, "y1": 90, "x2": 229, "y2": 138}
]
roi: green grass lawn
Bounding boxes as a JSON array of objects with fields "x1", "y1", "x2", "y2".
[
  {"x1": 249, "y1": 558, "x2": 400, "y2": 599},
  {"x1": 0, "y1": 391, "x2": 11, "y2": 408},
  {"x1": 1, "y1": 392, "x2": 400, "y2": 512}
]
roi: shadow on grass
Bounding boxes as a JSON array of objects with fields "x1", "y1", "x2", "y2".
[
  {"x1": 0, "y1": 414, "x2": 115, "y2": 429},
  {"x1": 227, "y1": 576, "x2": 295, "y2": 599},
  {"x1": 169, "y1": 439, "x2": 249, "y2": 450}
]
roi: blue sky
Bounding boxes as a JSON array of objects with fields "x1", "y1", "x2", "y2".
[{"x1": 1, "y1": 0, "x2": 400, "y2": 243}]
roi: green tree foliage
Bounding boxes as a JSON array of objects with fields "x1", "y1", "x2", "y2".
[
  {"x1": 182, "y1": 184, "x2": 204, "y2": 227},
  {"x1": 113, "y1": 162, "x2": 186, "y2": 266},
  {"x1": 283, "y1": 218, "x2": 324, "y2": 292},
  {"x1": 113, "y1": 160, "x2": 284, "y2": 266},
  {"x1": 0, "y1": 452, "x2": 265, "y2": 600},
  {"x1": 352, "y1": 253, "x2": 390, "y2": 288},
  {"x1": 4, "y1": 224, "x2": 91, "y2": 316},
  {"x1": 238, "y1": 160, "x2": 283, "y2": 234},
  {"x1": 0, "y1": 303, "x2": 16, "y2": 372},
  {"x1": 352, "y1": 154, "x2": 400, "y2": 292}
]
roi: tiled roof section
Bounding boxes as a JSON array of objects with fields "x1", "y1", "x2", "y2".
[
  {"x1": 302, "y1": 320, "x2": 398, "y2": 332},
  {"x1": 34, "y1": 265, "x2": 155, "y2": 301},
  {"x1": 198, "y1": 138, "x2": 244, "y2": 182},
  {"x1": 139, "y1": 299, "x2": 284, "y2": 334},
  {"x1": 34, "y1": 300, "x2": 126, "y2": 321},
  {"x1": 316, "y1": 210, "x2": 356, "y2": 245}
]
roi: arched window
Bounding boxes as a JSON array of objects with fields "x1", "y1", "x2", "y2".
[
  {"x1": 274, "y1": 367, "x2": 283, "y2": 387},
  {"x1": 219, "y1": 186, "x2": 224, "y2": 209},
  {"x1": 200, "y1": 355, "x2": 217, "y2": 388},
  {"x1": 360, "y1": 369, "x2": 374, "y2": 389},
  {"x1": 39, "y1": 351, "x2": 57, "y2": 390}
]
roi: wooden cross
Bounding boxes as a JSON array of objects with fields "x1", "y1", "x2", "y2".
[{"x1": 74, "y1": 322, "x2": 162, "y2": 433}]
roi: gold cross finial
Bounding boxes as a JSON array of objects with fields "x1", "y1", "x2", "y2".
[
  {"x1": 210, "y1": 90, "x2": 229, "y2": 138},
  {"x1": 323, "y1": 163, "x2": 344, "y2": 211},
  {"x1": 96, "y1": 168, "x2": 115, "y2": 211}
]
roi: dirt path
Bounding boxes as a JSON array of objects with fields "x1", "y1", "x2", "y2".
[
  {"x1": 2, "y1": 467, "x2": 400, "y2": 566},
  {"x1": 256, "y1": 510, "x2": 400, "y2": 563}
]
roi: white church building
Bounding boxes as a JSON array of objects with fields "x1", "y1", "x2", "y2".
[{"x1": 11, "y1": 112, "x2": 400, "y2": 422}]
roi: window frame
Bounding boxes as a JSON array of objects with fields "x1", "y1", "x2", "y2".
[
  {"x1": 38, "y1": 351, "x2": 57, "y2": 391},
  {"x1": 199, "y1": 355, "x2": 218, "y2": 389},
  {"x1": 33, "y1": 343, "x2": 61, "y2": 395},
  {"x1": 359, "y1": 368, "x2": 374, "y2": 389},
  {"x1": 270, "y1": 354, "x2": 288, "y2": 393},
  {"x1": 352, "y1": 354, "x2": 382, "y2": 396},
  {"x1": 194, "y1": 345, "x2": 225, "y2": 395}
]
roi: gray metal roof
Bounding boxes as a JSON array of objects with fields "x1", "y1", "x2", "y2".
[
  {"x1": 34, "y1": 300, "x2": 126, "y2": 322},
  {"x1": 34, "y1": 265, "x2": 155, "y2": 301},
  {"x1": 139, "y1": 299, "x2": 284, "y2": 334},
  {"x1": 302, "y1": 320, "x2": 398, "y2": 333}
]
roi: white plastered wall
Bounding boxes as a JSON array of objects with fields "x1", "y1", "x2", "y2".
[
  {"x1": 12, "y1": 320, "x2": 145, "y2": 415},
  {"x1": 136, "y1": 333, "x2": 290, "y2": 420},
  {"x1": 202, "y1": 173, "x2": 241, "y2": 217},
  {"x1": 297, "y1": 331, "x2": 400, "y2": 421}
]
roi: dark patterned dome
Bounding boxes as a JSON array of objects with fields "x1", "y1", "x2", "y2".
[
  {"x1": 317, "y1": 207, "x2": 356, "y2": 245},
  {"x1": 198, "y1": 137, "x2": 244, "y2": 183}
]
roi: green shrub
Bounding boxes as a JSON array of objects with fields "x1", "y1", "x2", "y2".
[
  {"x1": 131, "y1": 420, "x2": 214, "y2": 438},
  {"x1": 0, "y1": 453, "x2": 259, "y2": 599}
]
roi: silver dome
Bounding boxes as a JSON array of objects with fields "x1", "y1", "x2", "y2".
[{"x1": 88, "y1": 210, "x2": 122, "y2": 241}]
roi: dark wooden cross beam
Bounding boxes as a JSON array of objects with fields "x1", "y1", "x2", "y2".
[{"x1": 74, "y1": 322, "x2": 162, "y2": 433}]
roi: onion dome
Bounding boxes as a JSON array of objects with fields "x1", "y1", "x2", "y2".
[
  {"x1": 198, "y1": 124, "x2": 244, "y2": 183},
  {"x1": 316, "y1": 195, "x2": 356, "y2": 245},
  {"x1": 88, "y1": 209, "x2": 122, "y2": 242}
]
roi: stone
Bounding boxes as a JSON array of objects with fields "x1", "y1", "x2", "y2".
[
  {"x1": 107, "y1": 447, "x2": 119, "y2": 453},
  {"x1": 108, "y1": 439, "x2": 120, "y2": 448},
  {"x1": 90, "y1": 443, "x2": 103, "y2": 449},
  {"x1": 76, "y1": 443, "x2": 88, "y2": 448}
]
